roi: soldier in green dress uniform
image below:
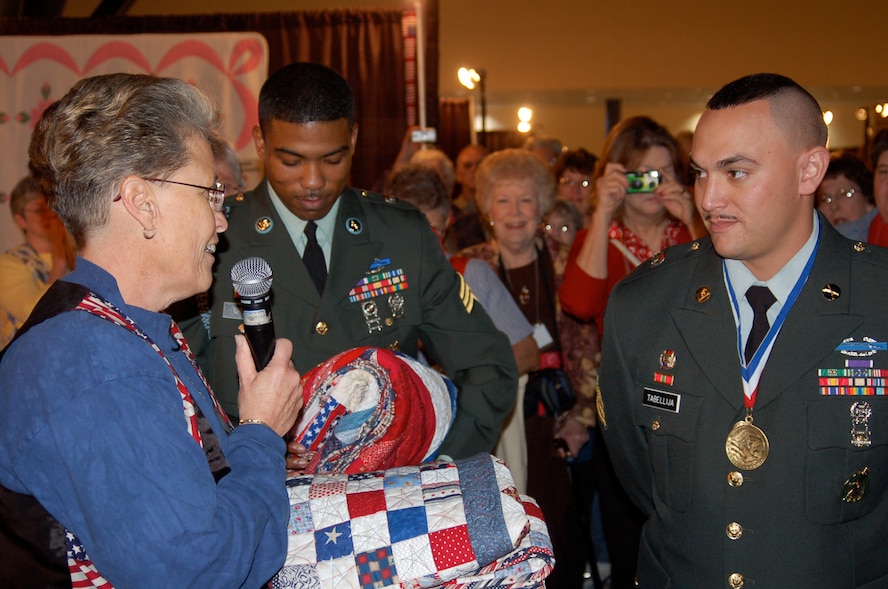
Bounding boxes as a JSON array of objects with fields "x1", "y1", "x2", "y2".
[
  {"x1": 183, "y1": 63, "x2": 516, "y2": 461},
  {"x1": 599, "y1": 73, "x2": 888, "y2": 587}
]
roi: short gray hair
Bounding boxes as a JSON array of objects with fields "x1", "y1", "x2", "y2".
[
  {"x1": 476, "y1": 148, "x2": 556, "y2": 218},
  {"x1": 409, "y1": 148, "x2": 456, "y2": 196},
  {"x1": 29, "y1": 73, "x2": 220, "y2": 246}
]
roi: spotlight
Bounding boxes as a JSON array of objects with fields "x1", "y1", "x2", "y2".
[
  {"x1": 457, "y1": 66, "x2": 487, "y2": 145},
  {"x1": 458, "y1": 67, "x2": 481, "y2": 91}
]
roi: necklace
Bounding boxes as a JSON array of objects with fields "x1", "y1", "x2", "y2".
[
  {"x1": 517, "y1": 285, "x2": 530, "y2": 305},
  {"x1": 500, "y1": 251, "x2": 540, "y2": 325}
]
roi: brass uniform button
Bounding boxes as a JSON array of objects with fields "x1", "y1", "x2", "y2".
[
  {"x1": 255, "y1": 217, "x2": 272, "y2": 232},
  {"x1": 726, "y1": 521, "x2": 743, "y2": 540},
  {"x1": 854, "y1": 241, "x2": 866, "y2": 252},
  {"x1": 651, "y1": 420, "x2": 661, "y2": 431},
  {"x1": 695, "y1": 287, "x2": 711, "y2": 303},
  {"x1": 727, "y1": 471, "x2": 744, "y2": 487},
  {"x1": 690, "y1": 241, "x2": 700, "y2": 251},
  {"x1": 650, "y1": 251, "x2": 665, "y2": 266},
  {"x1": 385, "y1": 317, "x2": 394, "y2": 327},
  {"x1": 315, "y1": 321, "x2": 328, "y2": 335},
  {"x1": 728, "y1": 572, "x2": 745, "y2": 588},
  {"x1": 821, "y1": 284, "x2": 841, "y2": 301}
]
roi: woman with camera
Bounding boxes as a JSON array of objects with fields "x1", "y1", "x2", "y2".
[
  {"x1": 558, "y1": 116, "x2": 704, "y2": 335},
  {"x1": 554, "y1": 116, "x2": 704, "y2": 589}
]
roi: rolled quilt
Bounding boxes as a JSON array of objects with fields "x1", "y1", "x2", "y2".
[{"x1": 292, "y1": 347, "x2": 457, "y2": 474}]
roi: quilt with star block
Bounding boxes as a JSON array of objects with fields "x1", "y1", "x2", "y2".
[{"x1": 271, "y1": 454, "x2": 553, "y2": 589}]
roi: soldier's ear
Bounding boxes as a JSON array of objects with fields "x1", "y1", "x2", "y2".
[
  {"x1": 799, "y1": 145, "x2": 829, "y2": 198},
  {"x1": 349, "y1": 123, "x2": 359, "y2": 154},
  {"x1": 253, "y1": 125, "x2": 266, "y2": 160}
]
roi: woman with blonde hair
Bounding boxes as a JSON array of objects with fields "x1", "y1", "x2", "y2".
[{"x1": 457, "y1": 148, "x2": 598, "y2": 588}]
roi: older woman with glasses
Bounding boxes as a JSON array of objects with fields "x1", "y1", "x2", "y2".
[
  {"x1": 0, "y1": 73, "x2": 303, "y2": 587},
  {"x1": 815, "y1": 154, "x2": 875, "y2": 240},
  {"x1": 553, "y1": 148, "x2": 598, "y2": 227}
]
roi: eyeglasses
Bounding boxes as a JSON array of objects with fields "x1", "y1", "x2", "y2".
[
  {"x1": 558, "y1": 177, "x2": 591, "y2": 189},
  {"x1": 543, "y1": 223, "x2": 573, "y2": 234},
  {"x1": 142, "y1": 177, "x2": 226, "y2": 211},
  {"x1": 819, "y1": 188, "x2": 856, "y2": 205}
]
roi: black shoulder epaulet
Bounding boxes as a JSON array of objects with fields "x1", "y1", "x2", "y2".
[
  {"x1": 625, "y1": 237, "x2": 712, "y2": 282},
  {"x1": 356, "y1": 188, "x2": 418, "y2": 212}
]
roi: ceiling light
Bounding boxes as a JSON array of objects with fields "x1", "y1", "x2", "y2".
[{"x1": 458, "y1": 67, "x2": 481, "y2": 91}]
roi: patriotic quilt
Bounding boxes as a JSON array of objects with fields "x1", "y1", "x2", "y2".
[
  {"x1": 292, "y1": 347, "x2": 457, "y2": 474},
  {"x1": 271, "y1": 454, "x2": 554, "y2": 589}
]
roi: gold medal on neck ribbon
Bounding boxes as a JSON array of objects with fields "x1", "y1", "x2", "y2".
[{"x1": 725, "y1": 416, "x2": 770, "y2": 470}]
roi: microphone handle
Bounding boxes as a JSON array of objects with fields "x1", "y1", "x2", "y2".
[{"x1": 239, "y1": 292, "x2": 276, "y2": 370}]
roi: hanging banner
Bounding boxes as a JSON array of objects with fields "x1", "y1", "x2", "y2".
[{"x1": 0, "y1": 32, "x2": 268, "y2": 252}]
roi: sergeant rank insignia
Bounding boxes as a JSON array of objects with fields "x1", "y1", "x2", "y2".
[{"x1": 458, "y1": 273, "x2": 478, "y2": 313}]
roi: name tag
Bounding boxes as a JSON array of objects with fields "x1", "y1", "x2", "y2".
[
  {"x1": 642, "y1": 387, "x2": 681, "y2": 413},
  {"x1": 222, "y1": 301, "x2": 243, "y2": 320},
  {"x1": 532, "y1": 322, "x2": 554, "y2": 349}
]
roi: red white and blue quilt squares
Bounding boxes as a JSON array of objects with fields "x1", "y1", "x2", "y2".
[{"x1": 271, "y1": 454, "x2": 553, "y2": 589}]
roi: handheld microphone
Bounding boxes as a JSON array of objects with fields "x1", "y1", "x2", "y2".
[{"x1": 231, "y1": 257, "x2": 276, "y2": 370}]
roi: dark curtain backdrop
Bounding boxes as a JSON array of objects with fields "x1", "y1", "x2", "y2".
[
  {"x1": 437, "y1": 97, "x2": 471, "y2": 163},
  {"x1": 0, "y1": 7, "x2": 440, "y2": 191}
]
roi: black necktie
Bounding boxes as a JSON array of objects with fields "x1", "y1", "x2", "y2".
[
  {"x1": 303, "y1": 221, "x2": 327, "y2": 294},
  {"x1": 744, "y1": 285, "x2": 776, "y2": 363}
]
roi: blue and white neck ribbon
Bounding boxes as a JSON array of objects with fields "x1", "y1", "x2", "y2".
[{"x1": 725, "y1": 220, "x2": 821, "y2": 404}]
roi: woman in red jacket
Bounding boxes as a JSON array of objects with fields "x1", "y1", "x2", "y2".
[
  {"x1": 558, "y1": 116, "x2": 705, "y2": 336},
  {"x1": 555, "y1": 117, "x2": 705, "y2": 589}
]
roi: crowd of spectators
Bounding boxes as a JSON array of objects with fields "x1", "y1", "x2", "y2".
[{"x1": 4, "y1": 64, "x2": 888, "y2": 589}]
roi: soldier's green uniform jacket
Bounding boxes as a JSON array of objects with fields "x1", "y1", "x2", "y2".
[
  {"x1": 599, "y1": 216, "x2": 888, "y2": 588},
  {"x1": 184, "y1": 182, "x2": 517, "y2": 460}
]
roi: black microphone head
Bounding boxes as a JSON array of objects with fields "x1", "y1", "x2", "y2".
[{"x1": 231, "y1": 257, "x2": 273, "y2": 297}]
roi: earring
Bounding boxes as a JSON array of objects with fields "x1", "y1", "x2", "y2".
[
  {"x1": 142, "y1": 224, "x2": 157, "y2": 240},
  {"x1": 489, "y1": 220, "x2": 495, "y2": 227}
]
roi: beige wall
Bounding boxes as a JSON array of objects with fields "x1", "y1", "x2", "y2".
[{"x1": 64, "y1": 0, "x2": 886, "y2": 154}]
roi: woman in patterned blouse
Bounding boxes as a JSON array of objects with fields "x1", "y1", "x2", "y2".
[{"x1": 0, "y1": 175, "x2": 74, "y2": 347}]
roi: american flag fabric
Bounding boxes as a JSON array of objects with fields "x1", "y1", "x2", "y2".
[
  {"x1": 67, "y1": 531, "x2": 112, "y2": 588},
  {"x1": 293, "y1": 347, "x2": 458, "y2": 474},
  {"x1": 271, "y1": 454, "x2": 554, "y2": 589}
]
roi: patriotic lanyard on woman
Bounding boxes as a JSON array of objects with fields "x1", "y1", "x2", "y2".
[
  {"x1": 74, "y1": 293, "x2": 234, "y2": 441},
  {"x1": 65, "y1": 292, "x2": 235, "y2": 588},
  {"x1": 722, "y1": 222, "x2": 820, "y2": 471}
]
